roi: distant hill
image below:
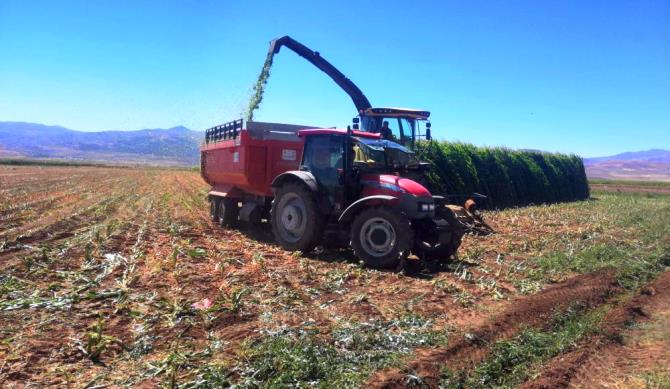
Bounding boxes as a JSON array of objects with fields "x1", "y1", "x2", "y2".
[
  {"x1": 585, "y1": 149, "x2": 670, "y2": 165},
  {"x1": 0, "y1": 122, "x2": 203, "y2": 166},
  {"x1": 2, "y1": 122, "x2": 668, "y2": 181},
  {"x1": 584, "y1": 149, "x2": 670, "y2": 182}
]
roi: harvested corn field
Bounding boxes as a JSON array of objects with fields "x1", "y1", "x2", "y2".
[{"x1": 0, "y1": 165, "x2": 668, "y2": 388}]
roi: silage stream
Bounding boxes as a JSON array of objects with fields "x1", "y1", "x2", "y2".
[{"x1": 245, "y1": 50, "x2": 275, "y2": 121}]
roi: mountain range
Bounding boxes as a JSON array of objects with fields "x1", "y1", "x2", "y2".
[
  {"x1": 584, "y1": 149, "x2": 670, "y2": 182},
  {"x1": 1, "y1": 121, "x2": 669, "y2": 180},
  {"x1": 0, "y1": 122, "x2": 203, "y2": 166}
]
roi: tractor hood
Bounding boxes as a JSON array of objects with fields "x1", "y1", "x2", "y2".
[{"x1": 360, "y1": 174, "x2": 432, "y2": 198}]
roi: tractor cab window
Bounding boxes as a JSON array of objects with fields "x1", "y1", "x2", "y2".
[
  {"x1": 381, "y1": 119, "x2": 401, "y2": 141},
  {"x1": 302, "y1": 135, "x2": 343, "y2": 188},
  {"x1": 353, "y1": 139, "x2": 386, "y2": 170},
  {"x1": 354, "y1": 137, "x2": 420, "y2": 171},
  {"x1": 360, "y1": 116, "x2": 415, "y2": 146},
  {"x1": 398, "y1": 118, "x2": 415, "y2": 142}
]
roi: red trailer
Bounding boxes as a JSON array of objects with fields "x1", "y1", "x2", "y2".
[
  {"x1": 201, "y1": 120, "x2": 305, "y2": 197},
  {"x1": 201, "y1": 119, "x2": 313, "y2": 224}
]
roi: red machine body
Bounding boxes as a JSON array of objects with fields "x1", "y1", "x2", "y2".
[
  {"x1": 201, "y1": 121, "x2": 433, "y2": 202},
  {"x1": 359, "y1": 174, "x2": 432, "y2": 199},
  {"x1": 202, "y1": 119, "x2": 480, "y2": 270},
  {"x1": 201, "y1": 120, "x2": 311, "y2": 198},
  {"x1": 202, "y1": 123, "x2": 410, "y2": 199}
]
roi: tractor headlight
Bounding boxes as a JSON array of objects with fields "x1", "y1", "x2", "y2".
[{"x1": 419, "y1": 203, "x2": 435, "y2": 212}]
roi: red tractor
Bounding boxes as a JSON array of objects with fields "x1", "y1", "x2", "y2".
[{"x1": 202, "y1": 121, "x2": 471, "y2": 269}]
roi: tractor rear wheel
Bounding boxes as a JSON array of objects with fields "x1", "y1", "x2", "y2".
[
  {"x1": 271, "y1": 183, "x2": 323, "y2": 252},
  {"x1": 350, "y1": 207, "x2": 412, "y2": 269},
  {"x1": 218, "y1": 198, "x2": 239, "y2": 227}
]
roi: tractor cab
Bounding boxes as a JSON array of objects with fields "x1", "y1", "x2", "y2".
[
  {"x1": 356, "y1": 107, "x2": 432, "y2": 149},
  {"x1": 297, "y1": 128, "x2": 431, "y2": 214}
]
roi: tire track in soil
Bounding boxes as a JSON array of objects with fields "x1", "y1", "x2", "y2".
[
  {"x1": 367, "y1": 268, "x2": 621, "y2": 388},
  {"x1": 519, "y1": 270, "x2": 670, "y2": 389}
]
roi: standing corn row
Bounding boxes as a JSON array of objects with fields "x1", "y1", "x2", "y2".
[{"x1": 421, "y1": 141, "x2": 589, "y2": 209}]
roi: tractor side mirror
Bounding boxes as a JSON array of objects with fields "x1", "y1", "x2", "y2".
[
  {"x1": 352, "y1": 117, "x2": 359, "y2": 130},
  {"x1": 425, "y1": 122, "x2": 432, "y2": 140}
]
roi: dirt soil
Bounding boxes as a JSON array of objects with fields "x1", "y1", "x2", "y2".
[
  {"x1": 0, "y1": 165, "x2": 668, "y2": 387},
  {"x1": 367, "y1": 268, "x2": 620, "y2": 388},
  {"x1": 521, "y1": 271, "x2": 670, "y2": 389}
]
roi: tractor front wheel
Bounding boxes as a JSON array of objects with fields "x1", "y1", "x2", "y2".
[{"x1": 350, "y1": 207, "x2": 412, "y2": 269}]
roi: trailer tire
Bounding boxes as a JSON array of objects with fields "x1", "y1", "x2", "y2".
[
  {"x1": 209, "y1": 197, "x2": 220, "y2": 222},
  {"x1": 350, "y1": 207, "x2": 412, "y2": 269},
  {"x1": 218, "y1": 198, "x2": 239, "y2": 227},
  {"x1": 271, "y1": 183, "x2": 323, "y2": 252}
]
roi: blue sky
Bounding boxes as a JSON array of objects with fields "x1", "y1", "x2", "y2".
[{"x1": 0, "y1": 0, "x2": 668, "y2": 157}]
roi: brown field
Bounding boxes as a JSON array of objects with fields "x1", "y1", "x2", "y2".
[
  {"x1": 1, "y1": 165, "x2": 668, "y2": 388},
  {"x1": 590, "y1": 182, "x2": 670, "y2": 196},
  {"x1": 586, "y1": 160, "x2": 670, "y2": 182}
]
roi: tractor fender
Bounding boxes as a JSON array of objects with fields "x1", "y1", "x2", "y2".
[
  {"x1": 271, "y1": 171, "x2": 318, "y2": 193},
  {"x1": 272, "y1": 171, "x2": 335, "y2": 215},
  {"x1": 338, "y1": 195, "x2": 397, "y2": 223}
]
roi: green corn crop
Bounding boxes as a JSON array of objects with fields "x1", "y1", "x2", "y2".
[{"x1": 420, "y1": 141, "x2": 589, "y2": 208}]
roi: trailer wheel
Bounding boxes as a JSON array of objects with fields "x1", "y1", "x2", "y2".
[
  {"x1": 209, "y1": 197, "x2": 220, "y2": 222},
  {"x1": 271, "y1": 183, "x2": 323, "y2": 252},
  {"x1": 350, "y1": 207, "x2": 412, "y2": 269},
  {"x1": 218, "y1": 198, "x2": 239, "y2": 227}
]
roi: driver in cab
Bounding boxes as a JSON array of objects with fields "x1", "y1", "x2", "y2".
[
  {"x1": 378, "y1": 121, "x2": 395, "y2": 141},
  {"x1": 309, "y1": 145, "x2": 341, "y2": 187}
]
